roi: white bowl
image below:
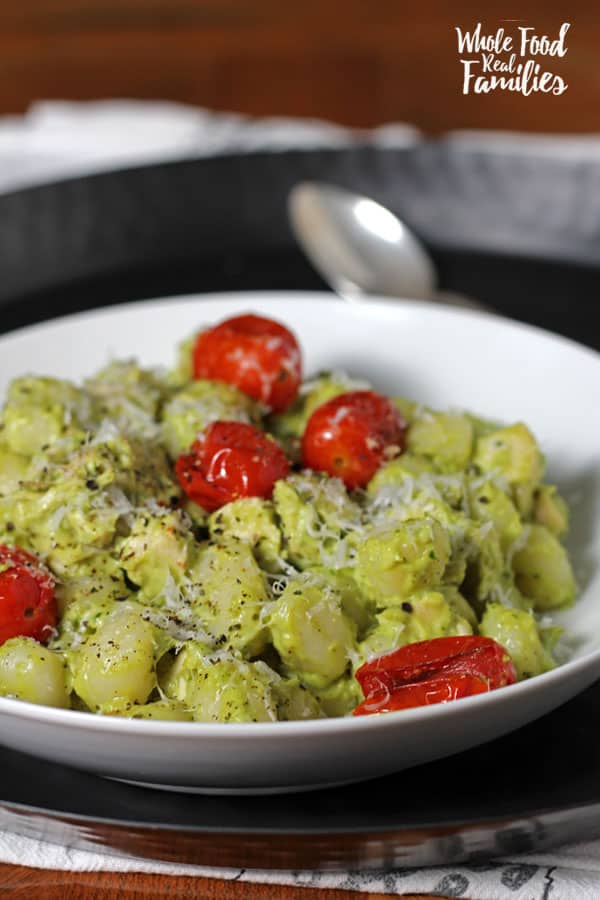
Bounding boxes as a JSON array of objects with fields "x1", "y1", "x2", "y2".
[{"x1": 0, "y1": 292, "x2": 598, "y2": 794}]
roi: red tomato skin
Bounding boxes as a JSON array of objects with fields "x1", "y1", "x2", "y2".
[
  {"x1": 353, "y1": 636, "x2": 517, "y2": 716},
  {"x1": 0, "y1": 545, "x2": 57, "y2": 646},
  {"x1": 301, "y1": 390, "x2": 406, "y2": 490},
  {"x1": 175, "y1": 421, "x2": 291, "y2": 512},
  {"x1": 357, "y1": 635, "x2": 516, "y2": 694},
  {"x1": 353, "y1": 673, "x2": 491, "y2": 715},
  {"x1": 192, "y1": 314, "x2": 302, "y2": 413}
]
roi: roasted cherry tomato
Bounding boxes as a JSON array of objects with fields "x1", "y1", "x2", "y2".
[
  {"x1": 301, "y1": 390, "x2": 406, "y2": 490},
  {"x1": 0, "y1": 545, "x2": 57, "y2": 646},
  {"x1": 353, "y1": 635, "x2": 517, "y2": 715},
  {"x1": 354, "y1": 673, "x2": 491, "y2": 714},
  {"x1": 175, "y1": 421, "x2": 291, "y2": 512},
  {"x1": 192, "y1": 314, "x2": 302, "y2": 413}
]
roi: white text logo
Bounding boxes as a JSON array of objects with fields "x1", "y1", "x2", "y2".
[{"x1": 456, "y1": 22, "x2": 570, "y2": 96}]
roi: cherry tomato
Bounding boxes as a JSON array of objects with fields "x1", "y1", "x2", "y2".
[
  {"x1": 193, "y1": 314, "x2": 302, "y2": 413},
  {"x1": 0, "y1": 545, "x2": 57, "y2": 646},
  {"x1": 301, "y1": 390, "x2": 406, "y2": 490},
  {"x1": 175, "y1": 421, "x2": 291, "y2": 512},
  {"x1": 354, "y1": 673, "x2": 491, "y2": 714},
  {"x1": 353, "y1": 635, "x2": 517, "y2": 716}
]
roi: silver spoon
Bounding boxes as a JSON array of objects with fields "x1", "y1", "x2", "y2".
[{"x1": 288, "y1": 181, "x2": 485, "y2": 310}]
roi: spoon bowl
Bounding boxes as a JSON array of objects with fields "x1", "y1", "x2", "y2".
[
  {"x1": 288, "y1": 181, "x2": 437, "y2": 301},
  {"x1": 288, "y1": 182, "x2": 485, "y2": 310}
]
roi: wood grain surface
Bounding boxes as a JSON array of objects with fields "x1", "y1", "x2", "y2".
[
  {"x1": 0, "y1": 0, "x2": 597, "y2": 133},
  {"x1": 0, "y1": 864, "x2": 463, "y2": 898}
]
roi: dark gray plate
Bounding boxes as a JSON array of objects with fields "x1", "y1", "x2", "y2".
[
  {"x1": 0, "y1": 142, "x2": 599, "y2": 349},
  {"x1": 0, "y1": 143, "x2": 599, "y2": 867},
  {"x1": 1, "y1": 680, "x2": 600, "y2": 868}
]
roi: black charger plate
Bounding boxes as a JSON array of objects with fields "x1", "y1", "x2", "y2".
[
  {"x1": 1, "y1": 142, "x2": 600, "y2": 349},
  {"x1": 1, "y1": 680, "x2": 600, "y2": 869},
  {"x1": 0, "y1": 143, "x2": 599, "y2": 867}
]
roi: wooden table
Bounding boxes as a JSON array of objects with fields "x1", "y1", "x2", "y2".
[
  {"x1": 0, "y1": 0, "x2": 598, "y2": 135},
  {"x1": 0, "y1": 866, "x2": 462, "y2": 898}
]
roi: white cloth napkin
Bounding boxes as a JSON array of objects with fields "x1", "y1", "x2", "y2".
[
  {"x1": 0, "y1": 99, "x2": 419, "y2": 193},
  {"x1": 2, "y1": 828, "x2": 600, "y2": 899},
  {"x1": 1, "y1": 100, "x2": 600, "y2": 898},
  {"x1": 446, "y1": 128, "x2": 600, "y2": 159}
]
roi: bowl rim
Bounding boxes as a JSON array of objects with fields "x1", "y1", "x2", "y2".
[{"x1": 0, "y1": 289, "x2": 597, "y2": 740}]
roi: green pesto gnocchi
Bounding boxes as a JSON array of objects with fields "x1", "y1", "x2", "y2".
[{"x1": 0, "y1": 326, "x2": 578, "y2": 721}]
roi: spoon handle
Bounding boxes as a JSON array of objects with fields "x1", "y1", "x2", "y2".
[{"x1": 433, "y1": 290, "x2": 491, "y2": 312}]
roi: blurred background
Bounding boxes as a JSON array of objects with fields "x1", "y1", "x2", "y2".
[
  {"x1": 0, "y1": 0, "x2": 595, "y2": 132},
  {"x1": 1, "y1": 0, "x2": 599, "y2": 349}
]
